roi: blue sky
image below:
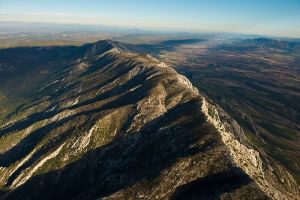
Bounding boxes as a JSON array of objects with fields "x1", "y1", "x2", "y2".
[{"x1": 0, "y1": 0, "x2": 300, "y2": 37}]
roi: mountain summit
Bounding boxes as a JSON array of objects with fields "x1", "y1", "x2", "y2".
[{"x1": 0, "y1": 40, "x2": 298, "y2": 199}]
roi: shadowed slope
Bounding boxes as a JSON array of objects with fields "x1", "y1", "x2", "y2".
[{"x1": 0, "y1": 40, "x2": 291, "y2": 199}]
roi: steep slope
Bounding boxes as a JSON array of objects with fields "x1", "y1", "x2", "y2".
[
  {"x1": 156, "y1": 38, "x2": 300, "y2": 185},
  {"x1": 0, "y1": 40, "x2": 298, "y2": 199}
]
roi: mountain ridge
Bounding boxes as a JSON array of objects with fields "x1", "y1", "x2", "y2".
[{"x1": 0, "y1": 40, "x2": 298, "y2": 199}]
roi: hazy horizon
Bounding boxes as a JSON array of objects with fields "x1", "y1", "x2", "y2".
[{"x1": 1, "y1": 0, "x2": 300, "y2": 38}]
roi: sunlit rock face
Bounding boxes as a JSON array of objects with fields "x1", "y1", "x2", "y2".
[
  {"x1": 202, "y1": 99, "x2": 300, "y2": 199},
  {"x1": 0, "y1": 40, "x2": 297, "y2": 199}
]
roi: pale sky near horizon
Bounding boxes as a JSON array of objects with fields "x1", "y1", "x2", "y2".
[{"x1": 0, "y1": 0, "x2": 300, "y2": 37}]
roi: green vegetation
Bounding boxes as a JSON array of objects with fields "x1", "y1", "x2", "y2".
[{"x1": 0, "y1": 38, "x2": 299, "y2": 199}]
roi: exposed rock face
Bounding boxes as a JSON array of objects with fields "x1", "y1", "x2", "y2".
[
  {"x1": 0, "y1": 40, "x2": 297, "y2": 199},
  {"x1": 202, "y1": 98, "x2": 300, "y2": 199}
]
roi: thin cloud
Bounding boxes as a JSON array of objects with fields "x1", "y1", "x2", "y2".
[{"x1": 0, "y1": 12, "x2": 79, "y2": 17}]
